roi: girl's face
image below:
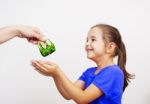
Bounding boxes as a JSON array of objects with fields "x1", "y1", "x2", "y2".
[{"x1": 85, "y1": 27, "x2": 106, "y2": 61}]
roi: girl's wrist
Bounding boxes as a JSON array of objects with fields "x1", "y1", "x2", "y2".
[{"x1": 53, "y1": 67, "x2": 61, "y2": 78}]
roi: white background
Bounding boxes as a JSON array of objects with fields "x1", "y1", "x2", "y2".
[{"x1": 0, "y1": 0, "x2": 150, "y2": 104}]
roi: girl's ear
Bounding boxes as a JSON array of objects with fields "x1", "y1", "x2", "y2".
[{"x1": 106, "y1": 42, "x2": 116, "y2": 54}]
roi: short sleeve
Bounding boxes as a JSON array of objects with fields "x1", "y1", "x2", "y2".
[
  {"x1": 92, "y1": 68, "x2": 124, "y2": 98},
  {"x1": 78, "y1": 67, "x2": 95, "y2": 82},
  {"x1": 78, "y1": 70, "x2": 87, "y2": 82}
]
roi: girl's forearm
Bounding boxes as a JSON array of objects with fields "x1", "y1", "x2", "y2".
[
  {"x1": 53, "y1": 77, "x2": 71, "y2": 100},
  {"x1": 54, "y1": 68, "x2": 87, "y2": 104}
]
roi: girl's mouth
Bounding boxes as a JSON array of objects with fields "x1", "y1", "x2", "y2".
[{"x1": 86, "y1": 48, "x2": 94, "y2": 52}]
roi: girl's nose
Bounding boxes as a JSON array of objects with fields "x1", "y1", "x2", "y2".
[
  {"x1": 85, "y1": 41, "x2": 89, "y2": 46},
  {"x1": 86, "y1": 40, "x2": 91, "y2": 46}
]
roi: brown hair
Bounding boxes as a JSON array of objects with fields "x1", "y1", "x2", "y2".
[{"x1": 91, "y1": 24, "x2": 134, "y2": 91}]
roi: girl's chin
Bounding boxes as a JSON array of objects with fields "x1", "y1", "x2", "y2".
[
  {"x1": 87, "y1": 55, "x2": 95, "y2": 60},
  {"x1": 86, "y1": 54, "x2": 97, "y2": 60}
]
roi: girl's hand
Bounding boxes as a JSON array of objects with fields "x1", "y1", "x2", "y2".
[{"x1": 31, "y1": 60, "x2": 59, "y2": 77}]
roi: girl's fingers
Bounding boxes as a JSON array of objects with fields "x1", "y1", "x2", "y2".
[
  {"x1": 31, "y1": 60, "x2": 48, "y2": 74},
  {"x1": 37, "y1": 60, "x2": 54, "y2": 69},
  {"x1": 38, "y1": 60, "x2": 54, "y2": 65},
  {"x1": 33, "y1": 67, "x2": 47, "y2": 76},
  {"x1": 36, "y1": 60, "x2": 50, "y2": 70},
  {"x1": 31, "y1": 60, "x2": 56, "y2": 76}
]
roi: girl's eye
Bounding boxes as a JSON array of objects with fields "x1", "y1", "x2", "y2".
[
  {"x1": 86, "y1": 39, "x2": 88, "y2": 42},
  {"x1": 91, "y1": 38, "x2": 96, "y2": 41}
]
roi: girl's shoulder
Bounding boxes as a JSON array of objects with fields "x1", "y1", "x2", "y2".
[
  {"x1": 99, "y1": 65, "x2": 124, "y2": 76},
  {"x1": 84, "y1": 66, "x2": 97, "y2": 73}
]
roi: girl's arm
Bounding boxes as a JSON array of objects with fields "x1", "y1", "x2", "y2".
[
  {"x1": 53, "y1": 76, "x2": 71, "y2": 100},
  {"x1": 54, "y1": 68, "x2": 103, "y2": 104},
  {"x1": 31, "y1": 60, "x2": 103, "y2": 104},
  {"x1": 53, "y1": 77, "x2": 85, "y2": 100}
]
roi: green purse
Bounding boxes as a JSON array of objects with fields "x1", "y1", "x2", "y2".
[{"x1": 38, "y1": 39, "x2": 56, "y2": 57}]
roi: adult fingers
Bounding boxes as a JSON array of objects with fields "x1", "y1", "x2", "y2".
[{"x1": 32, "y1": 27, "x2": 45, "y2": 41}]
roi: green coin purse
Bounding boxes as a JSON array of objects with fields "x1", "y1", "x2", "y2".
[{"x1": 38, "y1": 39, "x2": 56, "y2": 57}]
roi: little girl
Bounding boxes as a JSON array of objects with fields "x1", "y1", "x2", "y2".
[{"x1": 31, "y1": 24, "x2": 133, "y2": 104}]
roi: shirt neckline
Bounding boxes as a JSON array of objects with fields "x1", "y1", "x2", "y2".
[{"x1": 93, "y1": 64, "x2": 117, "y2": 76}]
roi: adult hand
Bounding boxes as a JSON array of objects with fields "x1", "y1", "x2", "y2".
[{"x1": 16, "y1": 25, "x2": 45, "y2": 44}]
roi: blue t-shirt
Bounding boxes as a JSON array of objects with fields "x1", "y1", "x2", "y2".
[{"x1": 78, "y1": 65, "x2": 124, "y2": 104}]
